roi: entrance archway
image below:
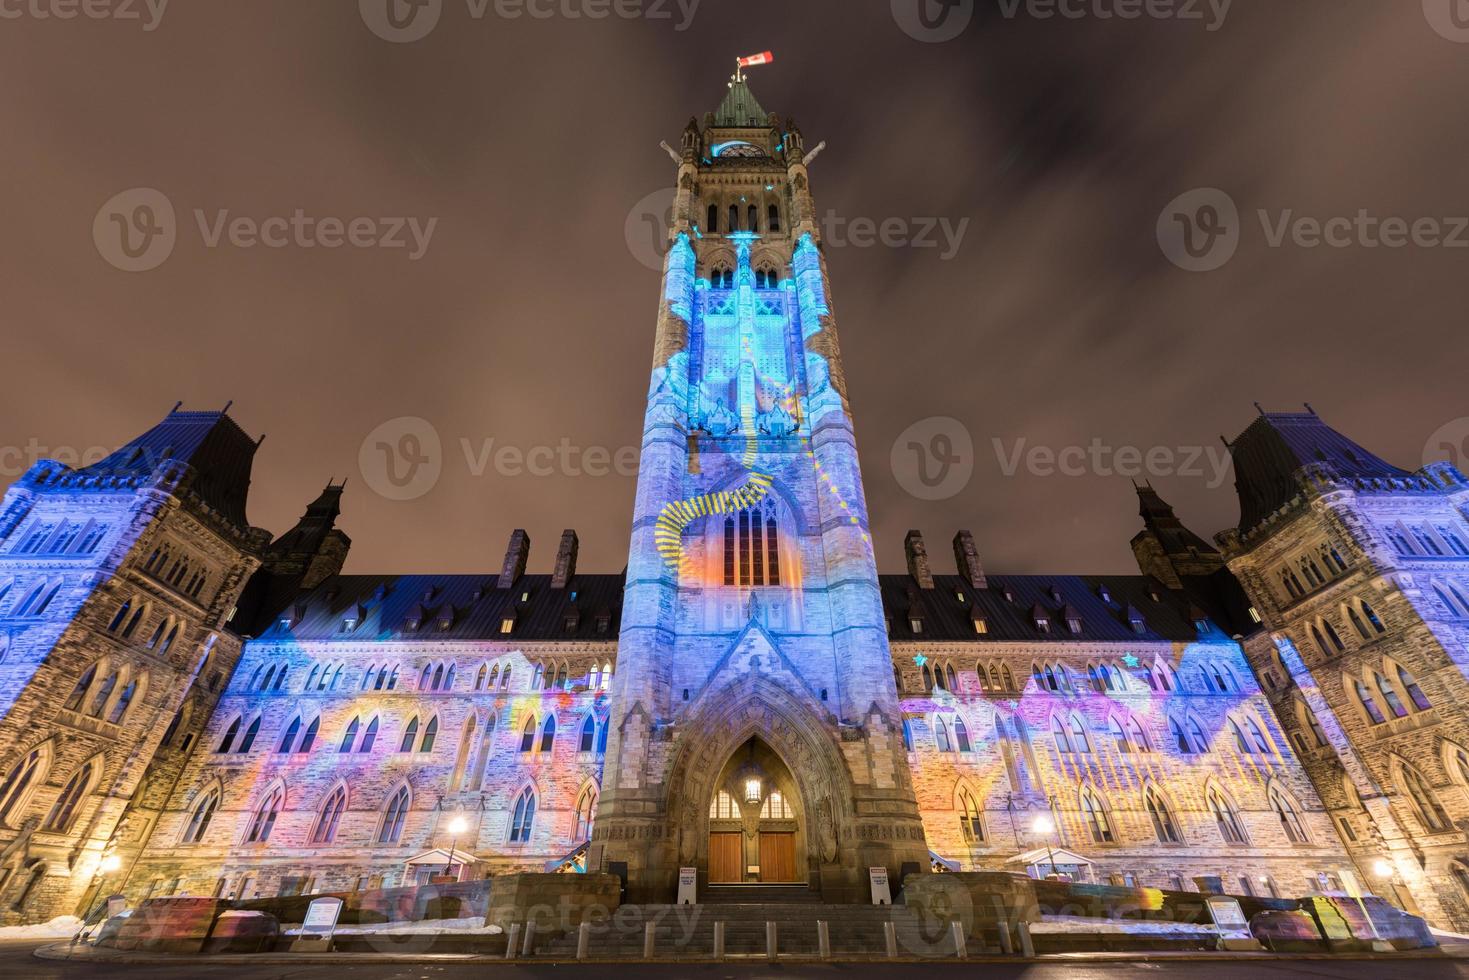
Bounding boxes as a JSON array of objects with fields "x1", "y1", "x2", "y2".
[{"x1": 706, "y1": 736, "x2": 804, "y2": 883}]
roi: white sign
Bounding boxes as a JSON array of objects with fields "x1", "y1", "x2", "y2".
[
  {"x1": 1205, "y1": 896, "x2": 1261, "y2": 951},
  {"x1": 677, "y1": 867, "x2": 697, "y2": 906},
  {"x1": 292, "y1": 897, "x2": 344, "y2": 951},
  {"x1": 870, "y1": 867, "x2": 892, "y2": 906}
]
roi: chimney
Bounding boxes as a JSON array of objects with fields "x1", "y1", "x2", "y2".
[
  {"x1": 551, "y1": 529, "x2": 579, "y2": 589},
  {"x1": 497, "y1": 530, "x2": 530, "y2": 589},
  {"x1": 953, "y1": 530, "x2": 986, "y2": 589},
  {"x1": 904, "y1": 530, "x2": 934, "y2": 590}
]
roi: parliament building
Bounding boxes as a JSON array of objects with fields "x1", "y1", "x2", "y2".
[{"x1": 2, "y1": 72, "x2": 1469, "y2": 931}]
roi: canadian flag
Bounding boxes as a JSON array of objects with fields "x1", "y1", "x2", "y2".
[{"x1": 737, "y1": 51, "x2": 775, "y2": 68}]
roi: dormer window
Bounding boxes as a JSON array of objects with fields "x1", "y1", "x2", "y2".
[
  {"x1": 909, "y1": 617, "x2": 924, "y2": 634},
  {"x1": 436, "y1": 611, "x2": 454, "y2": 632},
  {"x1": 1002, "y1": 587, "x2": 1015, "y2": 603},
  {"x1": 1035, "y1": 617, "x2": 1050, "y2": 633},
  {"x1": 955, "y1": 590, "x2": 967, "y2": 604},
  {"x1": 973, "y1": 617, "x2": 988, "y2": 635},
  {"x1": 500, "y1": 616, "x2": 516, "y2": 635},
  {"x1": 1066, "y1": 618, "x2": 1082, "y2": 634},
  {"x1": 595, "y1": 611, "x2": 612, "y2": 634},
  {"x1": 1194, "y1": 618, "x2": 1210, "y2": 633},
  {"x1": 1248, "y1": 606, "x2": 1262, "y2": 624},
  {"x1": 278, "y1": 616, "x2": 293, "y2": 630},
  {"x1": 521, "y1": 591, "x2": 531, "y2": 603},
  {"x1": 1098, "y1": 586, "x2": 1112, "y2": 603},
  {"x1": 564, "y1": 609, "x2": 581, "y2": 633},
  {"x1": 341, "y1": 616, "x2": 358, "y2": 632}
]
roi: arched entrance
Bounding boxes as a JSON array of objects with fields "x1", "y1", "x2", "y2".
[{"x1": 706, "y1": 737, "x2": 805, "y2": 884}]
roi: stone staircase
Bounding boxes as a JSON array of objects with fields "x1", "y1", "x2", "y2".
[{"x1": 532, "y1": 900, "x2": 1007, "y2": 959}]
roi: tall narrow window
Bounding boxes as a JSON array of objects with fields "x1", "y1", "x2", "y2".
[
  {"x1": 707, "y1": 204, "x2": 719, "y2": 233},
  {"x1": 0, "y1": 749, "x2": 44, "y2": 826},
  {"x1": 239, "y1": 716, "x2": 261, "y2": 752},
  {"x1": 579, "y1": 716, "x2": 597, "y2": 753},
  {"x1": 420, "y1": 716, "x2": 438, "y2": 753},
  {"x1": 379, "y1": 786, "x2": 410, "y2": 843},
  {"x1": 299, "y1": 717, "x2": 319, "y2": 753},
  {"x1": 1270, "y1": 786, "x2": 1308, "y2": 843},
  {"x1": 43, "y1": 762, "x2": 93, "y2": 832},
  {"x1": 751, "y1": 509, "x2": 764, "y2": 583},
  {"x1": 958, "y1": 788, "x2": 984, "y2": 841},
  {"x1": 216, "y1": 717, "x2": 241, "y2": 754},
  {"x1": 279, "y1": 717, "x2": 302, "y2": 754},
  {"x1": 540, "y1": 715, "x2": 556, "y2": 753},
  {"x1": 182, "y1": 789, "x2": 218, "y2": 843},
  {"x1": 520, "y1": 717, "x2": 537, "y2": 753},
  {"x1": 509, "y1": 788, "x2": 536, "y2": 843},
  {"x1": 63, "y1": 666, "x2": 96, "y2": 713},
  {"x1": 1397, "y1": 666, "x2": 1431, "y2": 711},
  {"x1": 768, "y1": 203, "x2": 781, "y2": 233},
  {"x1": 360, "y1": 717, "x2": 379, "y2": 753},
  {"x1": 1401, "y1": 763, "x2": 1451, "y2": 832},
  {"x1": 954, "y1": 718, "x2": 971, "y2": 753},
  {"x1": 340, "y1": 717, "x2": 360, "y2": 753},
  {"x1": 314, "y1": 787, "x2": 347, "y2": 844},
  {"x1": 1354, "y1": 678, "x2": 1386, "y2": 724},
  {"x1": 739, "y1": 510, "x2": 751, "y2": 584},
  {"x1": 1080, "y1": 787, "x2": 1114, "y2": 843},
  {"x1": 575, "y1": 786, "x2": 598, "y2": 840},
  {"x1": 1209, "y1": 789, "x2": 1246, "y2": 844},
  {"x1": 399, "y1": 717, "x2": 419, "y2": 753},
  {"x1": 87, "y1": 671, "x2": 118, "y2": 718},
  {"x1": 1375, "y1": 672, "x2": 1408, "y2": 718},
  {"x1": 246, "y1": 788, "x2": 283, "y2": 844},
  {"x1": 766, "y1": 516, "x2": 781, "y2": 586},
  {"x1": 1145, "y1": 787, "x2": 1181, "y2": 843},
  {"x1": 723, "y1": 517, "x2": 736, "y2": 586}
]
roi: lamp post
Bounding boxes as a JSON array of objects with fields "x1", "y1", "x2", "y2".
[
  {"x1": 444, "y1": 816, "x2": 469, "y2": 880},
  {"x1": 1032, "y1": 815, "x2": 1058, "y2": 879}
]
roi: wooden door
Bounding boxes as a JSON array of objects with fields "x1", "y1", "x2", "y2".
[
  {"x1": 758, "y1": 832, "x2": 797, "y2": 883},
  {"x1": 708, "y1": 832, "x2": 743, "y2": 883}
]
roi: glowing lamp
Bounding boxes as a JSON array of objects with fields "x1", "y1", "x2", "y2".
[
  {"x1": 1371, "y1": 859, "x2": 1393, "y2": 879},
  {"x1": 744, "y1": 777, "x2": 762, "y2": 805},
  {"x1": 448, "y1": 816, "x2": 468, "y2": 836},
  {"x1": 99, "y1": 855, "x2": 121, "y2": 874},
  {"x1": 1031, "y1": 815, "x2": 1055, "y2": 836}
]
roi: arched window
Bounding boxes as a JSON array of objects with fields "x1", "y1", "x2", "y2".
[
  {"x1": 710, "y1": 791, "x2": 739, "y2": 819},
  {"x1": 1051, "y1": 716, "x2": 1072, "y2": 754},
  {"x1": 707, "y1": 203, "x2": 719, "y2": 233},
  {"x1": 520, "y1": 717, "x2": 537, "y2": 753},
  {"x1": 1127, "y1": 718, "x2": 1152, "y2": 753},
  {"x1": 340, "y1": 717, "x2": 360, "y2": 753},
  {"x1": 452, "y1": 716, "x2": 477, "y2": 790},
  {"x1": 87, "y1": 670, "x2": 119, "y2": 718},
  {"x1": 360, "y1": 717, "x2": 379, "y2": 752},
  {"x1": 1080, "y1": 786, "x2": 1114, "y2": 843},
  {"x1": 1296, "y1": 701, "x2": 1328, "y2": 747},
  {"x1": 1269, "y1": 785, "x2": 1308, "y2": 843},
  {"x1": 43, "y1": 761, "x2": 94, "y2": 832},
  {"x1": 958, "y1": 788, "x2": 984, "y2": 841},
  {"x1": 1396, "y1": 665, "x2": 1431, "y2": 711},
  {"x1": 1373, "y1": 671, "x2": 1407, "y2": 719},
  {"x1": 579, "y1": 715, "x2": 597, "y2": 753},
  {"x1": 107, "y1": 675, "x2": 141, "y2": 724},
  {"x1": 420, "y1": 716, "x2": 438, "y2": 753},
  {"x1": 1145, "y1": 786, "x2": 1182, "y2": 843},
  {"x1": 575, "y1": 785, "x2": 598, "y2": 840},
  {"x1": 313, "y1": 786, "x2": 347, "y2": 844},
  {"x1": 246, "y1": 787, "x2": 284, "y2": 843},
  {"x1": 1400, "y1": 762, "x2": 1451, "y2": 832},
  {"x1": 1208, "y1": 788, "x2": 1246, "y2": 844},
  {"x1": 539, "y1": 715, "x2": 556, "y2": 753},
  {"x1": 509, "y1": 787, "x2": 536, "y2": 843},
  {"x1": 278, "y1": 717, "x2": 302, "y2": 754},
  {"x1": 182, "y1": 788, "x2": 218, "y2": 843},
  {"x1": 379, "y1": 785, "x2": 410, "y2": 843},
  {"x1": 239, "y1": 716, "x2": 261, "y2": 752},
  {"x1": 934, "y1": 717, "x2": 951, "y2": 752},
  {"x1": 299, "y1": 717, "x2": 319, "y2": 753},
  {"x1": 954, "y1": 717, "x2": 971, "y2": 753},
  {"x1": 1346, "y1": 605, "x2": 1372, "y2": 640},
  {"x1": 768, "y1": 203, "x2": 781, "y2": 233},
  {"x1": 1069, "y1": 716, "x2": 1091, "y2": 753},
  {"x1": 601, "y1": 662, "x2": 612, "y2": 689},
  {"x1": 761, "y1": 791, "x2": 793, "y2": 819},
  {"x1": 596, "y1": 717, "x2": 609, "y2": 754},
  {"x1": 747, "y1": 204, "x2": 758, "y2": 232},
  {"x1": 63, "y1": 665, "x2": 96, "y2": 712},
  {"x1": 399, "y1": 717, "x2": 420, "y2": 753},
  {"x1": 1351, "y1": 677, "x2": 1386, "y2": 725},
  {"x1": 728, "y1": 204, "x2": 740, "y2": 234},
  {"x1": 1359, "y1": 600, "x2": 1386, "y2": 633},
  {"x1": 901, "y1": 718, "x2": 914, "y2": 752},
  {"x1": 216, "y1": 716, "x2": 241, "y2": 754},
  {"x1": 1109, "y1": 717, "x2": 1131, "y2": 754}
]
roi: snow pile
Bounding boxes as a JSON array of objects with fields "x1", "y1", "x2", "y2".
[
  {"x1": 0, "y1": 915, "x2": 84, "y2": 940},
  {"x1": 285, "y1": 916, "x2": 502, "y2": 936},
  {"x1": 1032, "y1": 915, "x2": 1218, "y2": 936}
]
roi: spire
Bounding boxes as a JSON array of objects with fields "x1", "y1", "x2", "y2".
[{"x1": 713, "y1": 74, "x2": 769, "y2": 128}]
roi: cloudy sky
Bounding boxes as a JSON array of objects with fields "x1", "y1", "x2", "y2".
[{"x1": 3, "y1": 0, "x2": 1468, "y2": 576}]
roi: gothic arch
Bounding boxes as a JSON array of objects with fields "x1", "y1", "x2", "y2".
[
  {"x1": 662, "y1": 673, "x2": 857, "y2": 871},
  {"x1": 690, "y1": 469, "x2": 812, "y2": 538}
]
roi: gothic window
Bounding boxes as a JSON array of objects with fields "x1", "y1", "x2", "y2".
[
  {"x1": 579, "y1": 716, "x2": 597, "y2": 753},
  {"x1": 313, "y1": 787, "x2": 347, "y2": 844},
  {"x1": 87, "y1": 670, "x2": 118, "y2": 718},
  {"x1": 245, "y1": 787, "x2": 284, "y2": 844},
  {"x1": 768, "y1": 203, "x2": 781, "y2": 233},
  {"x1": 1128, "y1": 718, "x2": 1153, "y2": 753},
  {"x1": 182, "y1": 788, "x2": 218, "y2": 844},
  {"x1": 728, "y1": 205, "x2": 740, "y2": 234},
  {"x1": 596, "y1": 717, "x2": 609, "y2": 754},
  {"x1": 238, "y1": 716, "x2": 262, "y2": 752},
  {"x1": 509, "y1": 788, "x2": 536, "y2": 843},
  {"x1": 216, "y1": 717, "x2": 241, "y2": 754},
  {"x1": 1080, "y1": 786, "x2": 1114, "y2": 843},
  {"x1": 1399, "y1": 761, "x2": 1451, "y2": 832},
  {"x1": 42, "y1": 761, "x2": 94, "y2": 833},
  {"x1": 1350, "y1": 676, "x2": 1386, "y2": 725},
  {"x1": 723, "y1": 506, "x2": 782, "y2": 586},
  {"x1": 1396, "y1": 665, "x2": 1431, "y2": 711},
  {"x1": 16, "y1": 580, "x2": 62, "y2": 617},
  {"x1": 1269, "y1": 785, "x2": 1308, "y2": 843},
  {"x1": 299, "y1": 717, "x2": 319, "y2": 753},
  {"x1": 1320, "y1": 620, "x2": 1346, "y2": 653},
  {"x1": 531, "y1": 664, "x2": 544, "y2": 690},
  {"x1": 475, "y1": 664, "x2": 488, "y2": 690},
  {"x1": 340, "y1": 717, "x2": 360, "y2": 753},
  {"x1": 452, "y1": 716, "x2": 477, "y2": 791},
  {"x1": 106, "y1": 677, "x2": 139, "y2": 725},
  {"x1": 1359, "y1": 600, "x2": 1386, "y2": 633},
  {"x1": 958, "y1": 788, "x2": 985, "y2": 842},
  {"x1": 1069, "y1": 715, "x2": 1091, "y2": 753},
  {"x1": 710, "y1": 791, "x2": 739, "y2": 820},
  {"x1": 1208, "y1": 788, "x2": 1247, "y2": 844},
  {"x1": 761, "y1": 791, "x2": 793, "y2": 819},
  {"x1": 707, "y1": 204, "x2": 718, "y2": 233},
  {"x1": 1374, "y1": 671, "x2": 1408, "y2": 718},
  {"x1": 1051, "y1": 716, "x2": 1072, "y2": 754},
  {"x1": 63, "y1": 665, "x2": 96, "y2": 713},
  {"x1": 575, "y1": 786, "x2": 598, "y2": 840},
  {"x1": 360, "y1": 717, "x2": 379, "y2": 753},
  {"x1": 1109, "y1": 716, "x2": 1131, "y2": 754},
  {"x1": 0, "y1": 747, "x2": 46, "y2": 827},
  {"x1": 279, "y1": 717, "x2": 302, "y2": 754},
  {"x1": 1145, "y1": 787, "x2": 1182, "y2": 843},
  {"x1": 399, "y1": 717, "x2": 420, "y2": 753},
  {"x1": 1347, "y1": 604, "x2": 1372, "y2": 640},
  {"x1": 520, "y1": 717, "x2": 536, "y2": 753},
  {"x1": 934, "y1": 717, "x2": 951, "y2": 752},
  {"x1": 107, "y1": 600, "x2": 131, "y2": 633},
  {"x1": 539, "y1": 715, "x2": 556, "y2": 753},
  {"x1": 901, "y1": 719, "x2": 914, "y2": 752},
  {"x1": 379, "y1": 785, "x2": 411, "y2": 843},
  {"x1": 954, "y1": 717, "x2": 971, "y2": 753},
  {"x1": 747, "y1": 204, "x2": 758, "y2": 231},
  {"x1": 420, "y1": 716, "x2": 439, "y2": 753}
]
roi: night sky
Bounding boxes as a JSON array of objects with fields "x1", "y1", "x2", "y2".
[{"x1": 4, "y1": 1, "x2": 1468, "y2": 576}]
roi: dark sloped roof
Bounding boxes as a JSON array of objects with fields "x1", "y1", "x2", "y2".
[
  {"x1": 1175, "y1": 568, "x2": 1259, "y2": 638},
  {"x1": 252, "y1": 573, "x2": 624, "y2": 643},
  {"x1": 1135, "y1": 485, "x2": 1218, "y2": 556},
  {"x1": 879, "y1": 574, "x2": 1215, "y2": 644},
  {"x1": 1229, "y1": 411, "x2": 1409, "y2": 533},
  {"x1": 77, "y1": 409, "x2": 259, "y2": 528},
  {"x1": 713, "y1": 77, "x2": 768, "y2": 128}
]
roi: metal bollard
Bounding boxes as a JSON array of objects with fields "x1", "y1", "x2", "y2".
[
  {"x1": 952, "y1": 921, "x2": 968, "y2": 959},
  {"x1": 884, "y1": 920, "x2": 898, "y2": 958},
  {"x1": 1018, "y1": 920, "x2": 1035, "y2": 958},
  {"x1": 766, "y1": 921, "x2": 778, "y2": 961},
  {"x1": 643, "y1": 920, "x2": 656, "y2": 959},
  {"x1": 817, "y1": 920, "x2": 831, "y2": 960},
  {"x1": 997, "y1": 918, "x2": 1014, "y2": 955},
  {"x1": 577, "y1": 921, "x2": 591, "y2": 960},
  {"x1": 521, "y1": 919, "x2": 537, "y2": 957},
  {"x1": 713, "y1": 921, "x2": 725, "y2": 959},
  {"x1": 505, "y1": 923, "x2": 520, "y2": 960}
]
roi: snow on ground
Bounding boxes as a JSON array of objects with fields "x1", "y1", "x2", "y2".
[
  {"x1": 1032, "y1": 915, "x2": 1218, "y2": 935},
  {"x1": 0, "y1": 915, "x2": 82, "y2": 940},
  {"x1": 284, "y1": 916, "x2": 502, "y2": 936}
]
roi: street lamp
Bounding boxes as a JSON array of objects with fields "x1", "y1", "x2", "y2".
[
  {"x1": 1371, "y1": 859, "x2": 1393, "y2": 881},
  {"x1": 99, "y1": 855, "x2": 121, "y2": 874},
  {"x1": 1031, "y1": 815, "x2": 1058, "y2": 879},
  {"x1": 444, "y1": 816, "x2": 469, "y2": 879}
]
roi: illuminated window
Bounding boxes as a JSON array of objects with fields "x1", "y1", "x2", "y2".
[
  {"x1": 1400, "y1": 762, "x2": 1451, "y2": 832},
  {"x1": 43, "y1": 762, "x2": 93, "y2": 833},
  {"x1": 313, "y1": 787, "x2": 347, "y2": 844},
  {"x1": 958, "y1": 788, "x2": 984, "y2": 841},
  {"x1": 760, "y1": 791, "x2": 793, "y2": 819},
  {"x1": 509, "y1": 788, "x2": 536, "y2": 843},
  {"x1": 246, "y1": 788, "x2": 284, "y2": 844},
  {"x1": 575, "y1": 786, "x2": 598, "y2": 840},
  {"x1": 1208, "y1": 789, "x2": 1246, "y2": 844},
  {"x1": 1145, "y1": 787, "x2": 1181, "y2": 843},
  {"x1": 723, "y1": 507, "x2": 782, "y2": 587},
  {"x1": 1080, "y1": 786, "x2": 1114, "y2": 843},
  {"x1": 182, "y1": 789, "x2": 218, "y2": 844},
  {"x1": 379, "y1": 786, "x2": 410, "y2": 843},
  {"x1": 710, "y1": 791, "x2": 739, "y2": 820},
  {"x1": 1269, "y1": 785, "x2": 1308, "y2": 843}
]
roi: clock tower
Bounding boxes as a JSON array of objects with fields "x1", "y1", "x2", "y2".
[{"x1": 592, "y1": 64, "x2": 930, "y2": 902}]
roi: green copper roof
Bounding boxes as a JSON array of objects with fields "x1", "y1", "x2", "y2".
[{"x1": 713, "y1": 77, "x2": 768, "y2": 128}]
